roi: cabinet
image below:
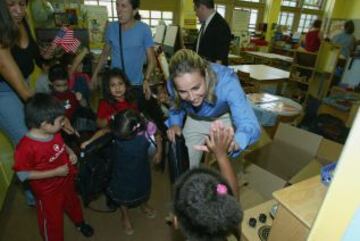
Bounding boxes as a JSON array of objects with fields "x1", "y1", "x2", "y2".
[
  {"x1": 288, "y1": 42, "x2": 341, "y2": 102},
  {"x1": 268, "y1": 176, "x2": 327, "y2": 241}
]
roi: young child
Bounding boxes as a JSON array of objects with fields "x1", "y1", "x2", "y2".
[
  {"x1": 173, "y1": 121, "x2": 242, "y2": 241},
  {"x1": 13, "y1": 93, "x2": 94, "y2": 241},
  {"x1": 96, "y1": 68, "x2": 137, "y2": 128},
  {"x1": 49, "y1": 64, "x2": 86, "y2": 121},
  {"x1": 82, "y1": 109, "x2": 161, "y2": 235},
  {"x1": 61, "y1": 47, "x2": 92, "y2": 101},
  {"x1": 35, "y1": 59, "x2": 53, "y2": 94},
  {"x1": 151, "y1": 83, "x2": 170, "y2": 118}
]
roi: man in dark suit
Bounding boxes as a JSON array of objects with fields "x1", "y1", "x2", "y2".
[{"x1": 194, "y1": 0, "x2": 232, "y2": 65}]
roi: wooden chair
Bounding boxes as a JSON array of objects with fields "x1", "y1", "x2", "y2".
[{"x1": 237, "y1": 70, "x2": 258, "y2": 93}]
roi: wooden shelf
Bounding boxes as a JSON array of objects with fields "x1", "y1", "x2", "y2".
[
  {"x1": 292, "y1": 64, "x2": 315, "y2": 71},
  {"x1": 293, "y1": 79, "x2": 310, "y2": 85}
]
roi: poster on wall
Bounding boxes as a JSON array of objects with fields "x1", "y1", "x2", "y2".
[
  {"x1": 232, "y1": 9, "x2": 250, "y2": 37},
  {"x1": 83, "y1": 5, "x2": 108, "y2": 49}
]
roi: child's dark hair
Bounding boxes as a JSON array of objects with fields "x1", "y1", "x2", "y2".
[
  {"x1": 110, "y1": 109, "x2": 145, "y2": 140},
  {"x1": 102, "y1": 68, "x2": 135, "y2": 104},
  {"x1": 25, "y1": 93, "x2": 65, "y2": 128},
  {"x1": 48, "y1": 64, "x2": 68, "y2": 83},
  {"x1": 173, "y1": 168, "x2": 243, "y2": 241},
  {"x1": 61, "y1": 53, "x2": 76, "y2": 67}
]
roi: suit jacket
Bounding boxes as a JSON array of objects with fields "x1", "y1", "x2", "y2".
[{"x1": 196, "y1": 12, "x2": 232, "y2": 65}]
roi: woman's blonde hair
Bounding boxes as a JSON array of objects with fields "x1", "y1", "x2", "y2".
[{"x1": 168, "y1": 49, "x2": 217, "y2": 108}]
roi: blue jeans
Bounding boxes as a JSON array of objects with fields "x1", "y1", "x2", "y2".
[
  {"x1": 0, "y1": 91, "x2": 35, "y2": 205},
  {"x1": 0, "y1": 91, "x2": 27, "y2": 145}
]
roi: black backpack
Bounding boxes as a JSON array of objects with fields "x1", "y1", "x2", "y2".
[
  {"x1": 167, "y1": 135, "x2": 190, "y2": 184},
  {"x1": 76, "y1": 133, "x2": 113, "y2": 207},
  {"x1": 309, "y1": 114, "x2": 349, "y2": 144}
]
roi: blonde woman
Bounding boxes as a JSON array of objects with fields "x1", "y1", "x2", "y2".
[{"x1": 166, "y1": 49, "x2": 260, "y2": 168}]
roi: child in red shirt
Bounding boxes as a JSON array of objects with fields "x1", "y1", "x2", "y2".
[
  {"x1": 61, "y1": 48, "x2": 92, "y2": 101},
  {"x1": 49, "y1": 64, "x2": 87, "y2": 121},
  {"x1": 13, "y1": 94, "x2": 94, "y2": 241},
  {"x1": 97, "y1": 68, "x2": 137, "y2": 128}
]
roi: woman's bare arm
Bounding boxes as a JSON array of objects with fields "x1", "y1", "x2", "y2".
[{"x1": 0, "y1": 47, "x2": 33, "y2": 101}]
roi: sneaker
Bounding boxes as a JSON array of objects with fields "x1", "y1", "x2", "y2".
[{"x1": 77, "y1": 222, "x2": 94, "y2": 237}]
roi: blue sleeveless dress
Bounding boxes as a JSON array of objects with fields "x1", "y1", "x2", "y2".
[{"x1": 106, "y1": 134, "x2": 151, "y2": 207}]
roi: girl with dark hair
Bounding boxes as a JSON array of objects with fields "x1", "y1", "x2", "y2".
[
  {"x1": 82, "y1": 109, "x2": 162, "y2": 235},
  {"x1": 173, "y1": 122, "x2": 242, "y2": 241},
  {"x1": 332, "y1": 20, "x2": 357, "y2": 58},
  {"x1": 96, "y1": 68, "x2": 137, "y2": 128},
  {"x1": 91, "y1": 0, "x2": 156, "y2": 110}
]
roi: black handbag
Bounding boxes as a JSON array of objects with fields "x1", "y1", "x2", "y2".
[
  {"x1": 76, "y1": 133, "x2": 113, "y2": 207},
  {"x1": 167, "y1": 134, "x2": 190, "y2": 184}
]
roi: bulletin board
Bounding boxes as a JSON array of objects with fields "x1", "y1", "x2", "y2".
[
  {"x1": 232, "y1": 9, "x2": 250, "y2": 37},
  {"x1": 163, "y1": 25, "x2": 179, "y2": 47},
  {"x1": 154, "y1": 25, "x2": 166, "y2": 44},
  {"x1": 83, "y1": 5, "x2": 108, "y2": 49}
]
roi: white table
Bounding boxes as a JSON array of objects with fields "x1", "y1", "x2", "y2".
[
  {"x1": 245, "y1": 51, "x2": 294, "y2": 63},
  {"x1": 228, "y1": 54, "x2": 243, "y2": 64},
  {"x1": 230, "y1": 64, "x2": 290, "y2": 94},
  {"x1": 247, "y1": 93, "x2": 303, "y2": 136}
]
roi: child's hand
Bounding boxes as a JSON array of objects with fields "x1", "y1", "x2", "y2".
[
  {"x1": 80, "y1": 140, "x2": 90, "y2": 150},
  {"x1": 194, "y1": 120, "x2": 234, "y2": 155},
  {"x1": 152, "y1": 151, "x2": 162, "y2": 165},
  {"x1": 205, "y1": 123, "x2": 234, "y2": 160},
  {"x1": 62, "y1": 117, "x2": 80, "y2": 137},
  {"x1": 69, "y1": 152, "x2": 78, "y2": 165},
  {"x1": 75, "y1": 92, "x2": 83, "y2": 102},
  {"x1": 55, "y1": 164, "x2": 69, "y2": 177}
]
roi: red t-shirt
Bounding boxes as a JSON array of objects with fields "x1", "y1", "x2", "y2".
[
  {"x1": 97, "y1": 99, "x2": 137, "y2": 122},
  {"x1": 52, "y1": 90, "x2": 79, "y2": 120},
  {"x1": 305, "y1": 30, "x2": 321, "y2": 52},
  {"x1": 13, "y1": 133, "x2": 77, "y2": 198}
]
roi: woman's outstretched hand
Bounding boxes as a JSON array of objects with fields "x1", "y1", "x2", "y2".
[
  {"x1": 166, "y1": 125, "x2": 182, "y2": 142},
  {"x1": 193, "y1": 120, "x2": 236, "y2": 154}
]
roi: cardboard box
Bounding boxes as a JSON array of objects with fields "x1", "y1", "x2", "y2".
[{"x1": 244, "y1": 123, "x2": 342, "y2": 199}]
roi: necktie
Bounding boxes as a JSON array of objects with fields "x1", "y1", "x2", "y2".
[{"x1": 196, "y1": 23, "x2": 205, "y2": 53}]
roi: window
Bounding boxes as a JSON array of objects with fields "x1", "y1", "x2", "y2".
[
  {"x1": 84, "y1": 0, "x2": 117, "y2": 22},
  {"x1": 278, "y1": 0, "x2": 325, "y2": 33},
  {"x1": 278, "y1": 12, "x2": 294, "y2": 32},
  {"x1": 215, "y1": 4, "x2": 226, "y2": 18},
  {"x1": 84, "y1": 1, "x2": 174, "y2": 30},
  {"x1": 281, "y1": 0, "x2": 298, "y2": 7},
  {"x1": 139, "y1": 10, "x2": 173, "y2": 34},
  {"x1": 234, "y1": 1, "x2": 265, "y2": 34},
  {"x1": 234, "y1": 7, "x2": 259, "y2": 33},
  {"x1": 297, "y1": 14, "x2": 318, "y2": 33},
  {"x1": 303, "y1": 0, "x2": 323, "y2": 9}
]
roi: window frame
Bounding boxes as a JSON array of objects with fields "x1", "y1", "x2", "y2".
[
  {"x1": 84, "y1": 0, "x2": 174, "y2": 31},
  {"x1": 279, "y1": 0, "x2": 326, "y2": 33},
  {"x1": 234, "y1": 0, "x2": 265, "y2": 34}
]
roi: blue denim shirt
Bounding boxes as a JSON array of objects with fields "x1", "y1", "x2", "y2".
[{"x1": 166, "y1": 63, "x2": 260, "y2": 155}]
